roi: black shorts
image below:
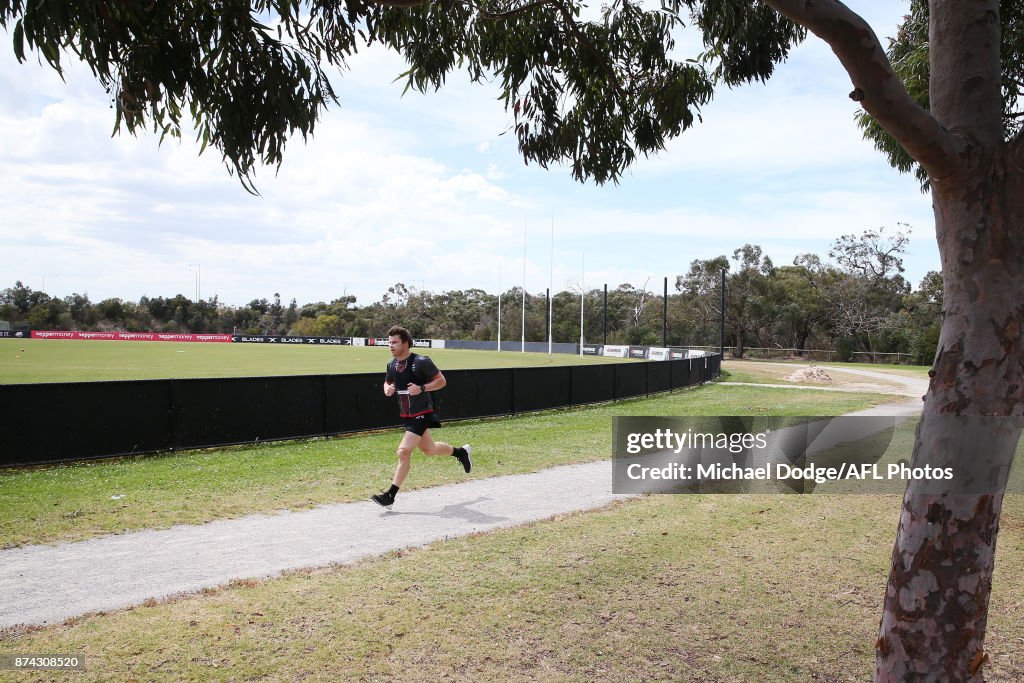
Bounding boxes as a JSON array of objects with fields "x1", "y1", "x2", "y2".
[{"x1": 403, "y1": 414, "x2": 442, "y2": 436}]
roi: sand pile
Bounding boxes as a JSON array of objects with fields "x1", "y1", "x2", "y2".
[{"x1": 784, "y1": 366, "x2": 833, "y2": 384}]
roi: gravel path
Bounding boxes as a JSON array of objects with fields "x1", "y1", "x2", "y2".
[
  {"x1": 0, "y1": 461, "x2": 636, "y2": 629},
  {"x1": 723, "y1": 362, "x2": 929, "y2": 398}
]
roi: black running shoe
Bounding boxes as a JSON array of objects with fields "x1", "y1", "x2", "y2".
[
  {"x1": 455, "y1": 444, "x2": 472, "y2": 474},
  {"x1": 371, "y1": 490, "x2": 395, "y2": 509}
]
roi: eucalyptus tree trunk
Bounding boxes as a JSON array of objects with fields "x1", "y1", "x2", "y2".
[
  {"x1": 764, "y1": 1, "x2": 1023, "y2": 679},
  {"x1": 872, "y1": 2, "x2": 1024, "y2": 677},
  {"x1": 875, "y1": 144, "x2": 1024, "y2": 681}
]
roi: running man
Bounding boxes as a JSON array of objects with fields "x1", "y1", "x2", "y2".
[{"x1": 372, "y1": 325, "x2": 472, "y2": 509}]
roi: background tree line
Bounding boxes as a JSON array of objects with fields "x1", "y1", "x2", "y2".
[{"x1": 2, "y1": 228, "x2": 941, "y2": 364}]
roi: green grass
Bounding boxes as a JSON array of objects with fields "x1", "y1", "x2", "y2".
[
  {"x1": 0, "y1": 385, "x2": 897, "y2": 548},
  {"x1": 2, "y1": 489, "x2": 1021, "y2": 681},
  {"x1": 0, "y1": 339, "x2": 630, "y2": 384}
]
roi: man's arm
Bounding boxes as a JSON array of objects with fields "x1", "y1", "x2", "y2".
[{"x1": 408, "y1": 371, "x2": 445, "y2": 395}]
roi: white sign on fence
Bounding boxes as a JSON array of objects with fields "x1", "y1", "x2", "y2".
[{"x1": 603, "y1": 345, "x2": 629, "y2": 358}]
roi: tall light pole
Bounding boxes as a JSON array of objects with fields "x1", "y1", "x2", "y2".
[
  {"x1": 720, "y1": 268, "x2": 726, "y2": 359},
  {"x1": 188, "y1": 264, "x2": 201, "y2": 302},
  {"x1": 521, "y1": 219, "x2": 527, "y2": 353},
  {"x1": 548, "y1": 214, "x2": 554, "y2": 355},
  {"x1": 663, "y1": 276, "x2": 668, "y2": 347},
  {"x1": 579, "y1": 251, "x2": 585, "y2": 358},
  {"x1": 497, "y1": 263, "x2": 502, "y2": 352}
]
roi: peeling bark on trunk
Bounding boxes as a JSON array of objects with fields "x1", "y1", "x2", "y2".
[
  {"x1": 875, "y1": 146, "x2": 1024, "y2": 681},
  {"x1": 723, "y1": 1, "x2": 1020, "y2": 676},
  {"x1": 762, "y1": 1, "x2": 1021, "y2": 678}
]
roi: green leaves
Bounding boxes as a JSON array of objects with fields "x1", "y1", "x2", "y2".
[
  {"x1": 687, "y1": 0, "x2": 806, "y2": 86},
  {"x1": 0, "y1": 0, "x2": 811, "y2": 189},
  {"x1": 12, "y1": 17, "x2": 24, "y2": 62}
]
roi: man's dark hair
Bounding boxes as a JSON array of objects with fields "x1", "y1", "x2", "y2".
[{"x1": 387, "y1": 325, "x2": 413, "y2": 346}]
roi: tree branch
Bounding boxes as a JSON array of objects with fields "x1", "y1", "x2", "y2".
[
  {"x1": 480, "y1": 0, "x2": 552, "y2": 20},
  {"x1": 373, "y1": 0, "x2": 430, "y2": 7},
  {"x1": 546, "y1": 0, "x2": 624, "y2": 96},
  {"x1": 762, "y1": 0, "x2": 965, "y2": 180}
]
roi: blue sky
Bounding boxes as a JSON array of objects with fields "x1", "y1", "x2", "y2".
[{"x1": 0, "y1": 2, "x2": 938, "y2": 308}]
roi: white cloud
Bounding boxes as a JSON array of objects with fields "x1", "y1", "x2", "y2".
[{"x1": 0, "y1": 3, "x2": 941, "y2": 310}]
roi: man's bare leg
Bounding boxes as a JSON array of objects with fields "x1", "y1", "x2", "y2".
[
  {"x1": 392, "y1": 430, "x2": 422, "y2": 487},
  {"x1": 416, "y1": 429, "x2": 454, "y2": 458},
  {"x1": 418, "y1": 429, "x2": 472, "y2": 474},
  {"x1": 374, "y1": 429, "x2": 473, "y2": 508}
]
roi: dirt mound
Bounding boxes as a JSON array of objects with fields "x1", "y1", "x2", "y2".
[{"x1": 784, "y1": 366, "x2": 833, "y2": 384}]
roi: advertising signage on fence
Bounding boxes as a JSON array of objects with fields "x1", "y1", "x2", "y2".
[
  {"x1": 231, "y1": 335, "x2": 352, "y2": 345},
  {"x1": 0, "y1": 330, "x2": 29, "y2": 338},
  {"x1": 364, "y1": 337, "x2": 432, "y2": 348},
  {"x1": 229, "y1": 336, "x2": 433, "y2": 347},
  {"x1": 603, "y1": 345, "x2": 628, "y2": 358},
  {"x1": 31, "y1": 331, "x2": 231, "y2": 343},
  {"x1": 582, "y1": 345, "x2": 602, "y2": 356},
  {"x1": 628, "y1": 346, "x2": 648, "y2": 359},
  {"x1": 648, "y1": 347, "x2": 669, "y2": 361}
]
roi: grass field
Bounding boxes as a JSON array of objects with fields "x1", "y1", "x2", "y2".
[
  {"x1": 1, "y1": 382, "x2": 1021, "y2": 681},
  {"x1": 4, "y1": 350, "x2": 1016, "y2": 681},
  {"x1": 0, "y1": 338, "x2": 631, "y2": 384}
]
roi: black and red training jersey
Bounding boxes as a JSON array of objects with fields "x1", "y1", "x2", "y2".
[{"x1": 385, "y1": 353, "x2": 442, "y2": 418}]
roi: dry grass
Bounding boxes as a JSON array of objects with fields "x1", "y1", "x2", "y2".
[
  {"x1": 1, "y1": 493, "x2": 1020, "y2": 682},
  {"x1": 722, "y1": 360, "x2": 910, "y2": 393}
]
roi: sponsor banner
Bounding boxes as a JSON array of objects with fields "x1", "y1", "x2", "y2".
[
  {"x1": 0, "y1": 330, "x2": 29, "y2": 338},
  {"x1": 365, "y1": 337, "x2": 431, "y2": 348},
  {"x1": 231, "y1": 336, "x2": 353, "y2": 345},
  {"x1": 313, "y1": 337, "x2": 352, "y2": 345},
  {"x1": 628, "y1": 346, "x2": 648, "y2": 359},
  {"x1": 648, "y1": 347, "x2": 669, "y2": 361},
  {"x1": 603, "y1": 345, "x2": 628, "y2": 358},
  {"x1": 686, "y1": 349, "x2": 708, "y2": 359},
  {"x1": 353, "y1": 337, "x2": 366, "y2": 347},
  {"x1": 582, "y1": 344, "x2": 602, "y2": 356},
  {"x1": 32, "y1": 331, "x2": 231, "y2": 343},
  {"x1": 432, "y1": 339, "x2": 446, "y2": 349},
  {"x1": 30, "y1": 331, "x2": 76, "y2": 339},
  {"x1": 668, "y1": 348, "x2": 687, "y2": 360}
]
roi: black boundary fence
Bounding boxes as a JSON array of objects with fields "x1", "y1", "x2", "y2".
[{"x1": 0, "y1": 355, "x2": 720, "y2": 468}]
